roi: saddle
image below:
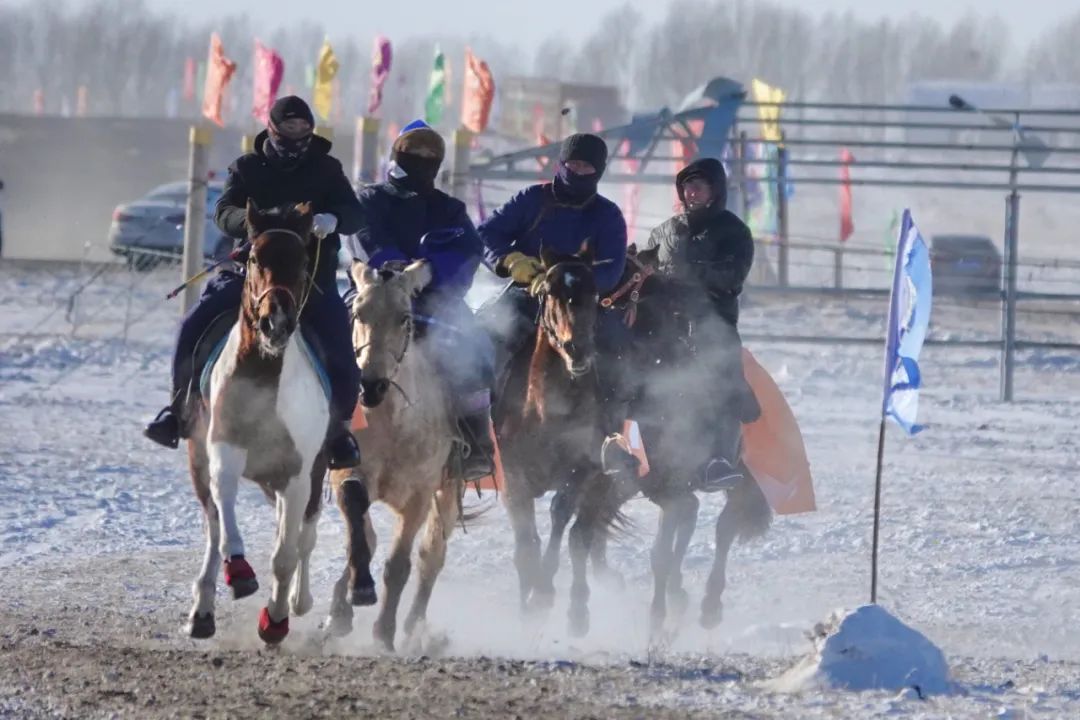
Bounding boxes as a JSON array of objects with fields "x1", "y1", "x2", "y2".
[{"x1": 181, "y1": 312, "x2": 332, "y2": 424}]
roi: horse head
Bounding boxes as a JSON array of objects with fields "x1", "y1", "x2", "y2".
[
  {"x1": 243, "y1": 200, "x2": 314, "y2": 356},
  {"x1": 535, "y1": 246, "x2": 599, "y2": 378},
  {"x1": 349, "y1": 259, "x2": 432, "y2": 407}
]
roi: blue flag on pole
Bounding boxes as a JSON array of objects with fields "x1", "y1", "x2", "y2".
[{"x1": 882, "y1": 209, "x2": 933, "y2": 435}]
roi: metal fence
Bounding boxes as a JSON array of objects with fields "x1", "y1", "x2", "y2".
[{"x1": 464, "y1": 97, "x2": 1080, "y2": 401}]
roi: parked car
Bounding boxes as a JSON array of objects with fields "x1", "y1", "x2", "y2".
[
  {"x1": 930, "y1": 234, "x2": 1002, "y2": 297},
  {"x1": 108, "y1": 180, "x2": 232, "y2": 270}
]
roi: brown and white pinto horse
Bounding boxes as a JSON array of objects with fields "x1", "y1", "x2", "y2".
[{"x1": 186, "y1": 201, "x2": 330, "y2": 645}]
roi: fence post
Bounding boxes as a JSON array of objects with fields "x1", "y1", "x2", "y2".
[
  {"x1": 1000, "y1": 190, "x2": 1020, "y2": 401},
  {"x1": 449, "y1": 128, "x2": 473, "y2": 202},
  {"x1": 181, "y1": 124, "x2": 212, "y2": 315},
  {"x1": 354, "y1": 116, "x2": 381, "y2": 187},
  {"x1": 241, "y1": 134, "x2": 255, "y2": 153},
  {"x1": 834, "y1": 246, "x2": 844, "y2": 289},
  {"x1": 776, "y1": 144, "x2": 790, "y2": 287}
]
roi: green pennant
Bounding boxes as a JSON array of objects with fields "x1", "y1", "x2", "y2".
[{"x1": 425, "y1": 47, "x2": 446, "y2": 126}]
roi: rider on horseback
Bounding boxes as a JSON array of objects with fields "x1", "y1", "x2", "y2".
[
  {"x1": 643, "y1": 157, "x2": 761, "y2": 488},
  {"x1": 477, "y1": 133, "x2": 630, "y2": 440},
  {"x1": 144, "y1": 96, "x2": 363, "y2": 470},
  {"x1": 347, "y1": 119, "x2": 496, "y2": 481}
]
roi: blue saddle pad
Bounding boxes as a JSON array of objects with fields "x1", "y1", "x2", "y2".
[{"x1": 199, "y1": 331, "x2": 332, "y2": 403}]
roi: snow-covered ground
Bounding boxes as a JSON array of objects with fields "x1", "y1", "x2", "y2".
[{"x1": 2, "y1": 260, "x2": 1079, "y2": 717}]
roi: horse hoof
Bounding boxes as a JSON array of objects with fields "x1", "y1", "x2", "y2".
[
  {"x1": 188, "y1": 612, "x2": 216, "y2": 639},
  {"x1": 290, "y1": 592, "x2": 314, "y2": 617},
  {"x1": 568, "y1": 609, "x2": 590, "y2": 638},
  {"x1": 373, "y1": 626, "x2": 395, "y2": 654},
  {"x1": 324, "y1": 614, "x2": 353, "y2": 639},
  {"x1": 699, "y1": 598, "x2": 724, "y2": 629},
  {"x1": 350, "y1": 583, "x2": 377, "y2": 607},
  {"x1": 224, "y1": 557, "x2": 259, "y2": 600},
  {"x1": 529, "y1": 588, "x2": 556, "y2": 613},
  {"x1": 258, "y1": 607, "x2": 289, "y2": 645},
  {"x1": 668, "y1": 587, "x2": 690, "y2": 617}
]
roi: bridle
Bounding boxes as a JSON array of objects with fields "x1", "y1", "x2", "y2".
[
  {"x1": 537, "y1": 260, "x2": 595, "y2": 353},
  {"x1": 248, "y1": 228, "x2": 311, "y2": 317},
  {"x1": 600, "y1": 253, "x2": 655, "y2": 328}
]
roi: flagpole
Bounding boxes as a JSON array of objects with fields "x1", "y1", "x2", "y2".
[{"x1": 870, "y1": 415, "x2": 886, "y2": 604}]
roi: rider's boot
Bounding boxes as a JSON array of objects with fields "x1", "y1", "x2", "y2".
[
  {"x1": 693, "y1": 426, "x2": 745, "y2": 492},
  {"x1": 327, "y1": 421, "x2": 362, "y2": 470},
  {"x1": 144, "y1": 405, "x2": 181, "y2": 449},
  {"x1": 458, "y1": 411, "x2": 496, "y2": 482}
]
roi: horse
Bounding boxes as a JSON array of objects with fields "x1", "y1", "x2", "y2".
[
  {"x1": 611, "y1": 246, "x2": 772, "y2": 633},
  {"x1": 493, "y1": 248, "x2": 630, "y2": 638},
  {"x1": 326, "y1": 259, "x2": 463, "y2": 652},
  {"x1": 186, "y1": 201, "x2": 329, "y2": 645}
]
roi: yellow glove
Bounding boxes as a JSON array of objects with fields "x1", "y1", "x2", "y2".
[
  {"x1": 528, "y1": 273, "x2": 547, "y2": 296},
  {"x1": 501, "y1": 252, "x2": 544, "y2": 285}
]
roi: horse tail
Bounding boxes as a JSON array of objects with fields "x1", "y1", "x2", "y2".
[
  {"x1": 586, "y1": 473, "x2": 639, "y2": 542},
  {"x1": 728, "y1": 467, "x2": 773, "y2": 542}
]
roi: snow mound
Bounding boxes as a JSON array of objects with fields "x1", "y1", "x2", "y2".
[{"x1": 771, "y1": 604, "x2": 950, "y2": 696}]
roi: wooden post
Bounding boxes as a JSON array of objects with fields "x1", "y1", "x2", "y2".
[
  {"x1": 449, "y1": 127, "x2": 473, "y2": 202},
  {"x1": 354, "y1": 116, "x2": 381, "y2": 187},
  {"x1": 181, "y1": 124, "x2": 212, "y2": 315},
  {"x1": 315, "y1": 125, "x2": 334, "y2": 142},
  {"x1": 241, "y1": 134, "x2": 255, "y2": 153},
  {"x1": 738, "y1": 130, "x2": 751, "y2": 219},
  {"x1": 834, "y1": 246, "x2": 844, "y2": 289},
  {"x1": 776, "y1": 144, "x2": 790, "y2": 288}
]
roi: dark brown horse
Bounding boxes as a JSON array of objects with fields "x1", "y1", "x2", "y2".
[
  {"x1": 493, "y1": 249, "x2": 630, "y2": 637},
  {"x1": 608, "y1": 246, "x2": 772, "y2": 636},
  {"x1": 186, "y1": 201, "x2": 329, "y2": 645}
]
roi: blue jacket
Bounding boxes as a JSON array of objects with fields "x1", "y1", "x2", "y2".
[
  {"x1": 478, "y1": 183, "x2": 628, "y2": 294},
  {"x1": 351, "y1": 180, "x2": 482, "y2": 301}
]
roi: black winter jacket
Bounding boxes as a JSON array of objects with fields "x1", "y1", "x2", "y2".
[
  {"x1": 215, "y1": 130, "x2": 363, "y2": 290},
  {"x1": 643, "y1": 207, "x2": 754, "y2": 326}
]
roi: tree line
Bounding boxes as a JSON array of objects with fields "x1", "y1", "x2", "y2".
[{"x1": 1, "y1": 0, "x2": 1077, "y2": 127}]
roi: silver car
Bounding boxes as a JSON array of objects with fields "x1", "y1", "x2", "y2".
[{"x1": 108, "y1": 181, "x2": 233, "y2": 269}]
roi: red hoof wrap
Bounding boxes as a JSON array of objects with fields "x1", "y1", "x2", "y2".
[
  {"x1": 224, "y1": 556, "x2": 256, "y2": 586},
  {"x1": 258, "y1": 607, "x2": 289, "y2": 644}
]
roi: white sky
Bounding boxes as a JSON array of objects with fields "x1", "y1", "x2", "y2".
[{"x1": 85, "y1": 0, "x2": 1072, "y2": 49}]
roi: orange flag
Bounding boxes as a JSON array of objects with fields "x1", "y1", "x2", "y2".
[
  {"x1": 202, "y1": 33, "x2": 237, "y2": 128},
  {"x1": 741, "y1": 348, "x2": 816, "y2": 515},
  {"x1": 460, "y1": 47, "x2": 495, "y2": 134},
  {"x1": 840, "y1": 148, "x2": 855, "y2": 242}
]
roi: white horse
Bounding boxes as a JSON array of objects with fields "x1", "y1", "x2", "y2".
[
  {"x1": 327, "y1": 260, "x2": 464, "y2": 652},
  {"x1": 186, "y1": 202, "x2": 329, "y2": 645}
]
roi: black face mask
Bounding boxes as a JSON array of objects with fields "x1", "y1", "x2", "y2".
[
  {"x1": 554, "y1": 162, "x2": 600, "y2": 202},
  {"x1": 265, "y1": 133, "x2": 312, "y2": 171},
  {"x1": 390, "y1": 152, "x2": 441, "y2": 194}
]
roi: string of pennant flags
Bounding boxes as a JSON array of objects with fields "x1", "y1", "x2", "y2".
[{"x1": 159, "y1": 33, "x2": 497, "y2": 134}]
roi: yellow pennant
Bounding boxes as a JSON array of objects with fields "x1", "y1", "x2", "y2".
[{"x1": 313, "y1": 39, "x2": 339, "y2": 122}]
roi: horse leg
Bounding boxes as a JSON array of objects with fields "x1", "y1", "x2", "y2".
[
  {"x1": 567, "y1": 508, "x2": 599, "y2": 638},
  {"x1": 337, "y1": 472, "x2": 378, "y2": 606},
  {"x1": 535, "y1": 484, "x2": 578, "y2": 610},
  {"x1": 505, "y1": 491, "x2": 541, "y2": 614},
  {"x1": 208, "y1": 443, "x2": 257, "y2": 600},
  {"x1": 258, "y1": 476, "x2": 307, "y2": 645},
  {"x1": 666, "y1": 491, "x2": 700, "y2": 619},
  {"x1": 289, "y1": 455, "x2": 325, "y2": 618},
  {"x1": 701, "y1": 494, "x2": 740, "y2": 629},
  {"x1": 649, "y1": 496, "x2": 679, "y2": 643},
  {"x1": 373, "y1": 493, "x2": 426, "y2": 652},
  {"x1": 188, "y1": 438, "x2": 219, "y2": 639},
  {"x1": 404, "y1": 483, "x2": 457, "y2": 639}
]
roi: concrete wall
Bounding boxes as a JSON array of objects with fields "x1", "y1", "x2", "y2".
[{"x1": 0, "y1": 115, "x2": 355, "y2": 262}]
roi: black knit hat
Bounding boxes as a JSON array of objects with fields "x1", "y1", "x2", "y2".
[
  {"x1": 559, "y1": 133, "x2": 608, "y2": 177},
  {"x1": 269, "y1": 96, "x2": 314, "y2": 132},
  {"x1": 676, "y1": 158, "x2": 727, "y2": 207}
]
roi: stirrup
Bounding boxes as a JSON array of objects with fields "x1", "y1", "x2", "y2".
[
  {"x1": 696, "y1": 457, "x2": 744, "y2": 493},
  {"x1": 601, "y1": 433, "x2": 638, "y2": 476}
]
